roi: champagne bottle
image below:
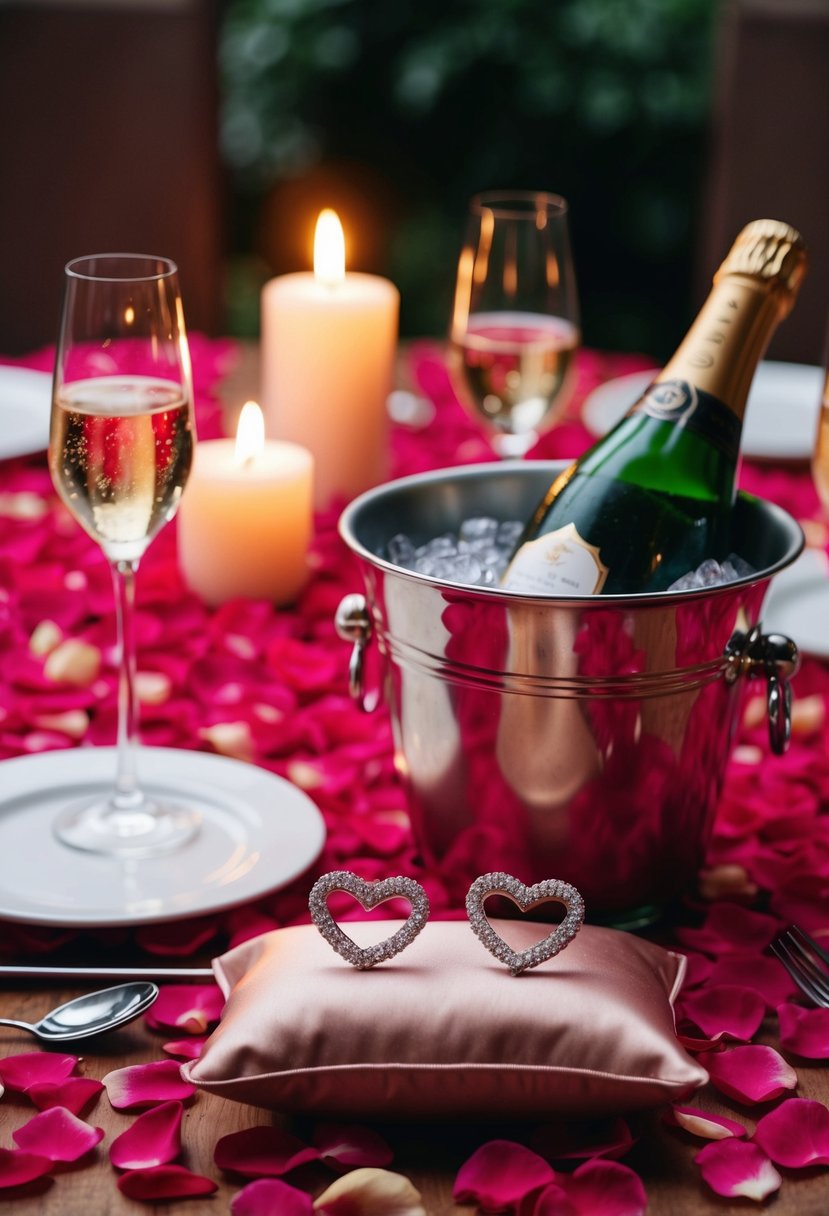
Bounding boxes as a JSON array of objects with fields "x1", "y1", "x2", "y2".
[{"x1": 503, "y1": 219, "x2": 807, "y2": 596}]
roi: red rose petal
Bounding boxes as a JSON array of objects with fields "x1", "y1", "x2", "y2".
[
  {"x1": 313, "y1": 1122, "x2": 394, "y2": 1170},
  {"x1": 13, "y1": 1106, "x2": 104, "y2": 1162},
  {"x1": 163, "y1": 1037, "x2": 206, "y2": 1062},
  {"x1": 695, "y1": 1140, "x2": 781, "y2": 1200},
  {"x1": 0, "y1": 1147, "x2": 53, "y2": 1189},
  {"x1": 144, "y1": 984, "x2": 224, "y2": 1035},
  {"x1": 544, "y1": 1160, "x2": 647, "y2": 1216},
  {"x1": 453, "y1": 1140, "x2": 555, "y2": 1209},
  {"x1": 663, "y1": 1105, "x2": 747, "y2": 1140},
  {"x1": 753, "y1": 1098, "x2": 829, "y2": 1167},
  {"x1": 707, "y1": 955, "x2": 797, "y2": 1009},
  {"x1": 678, "y1": 985, "x2": 766, "y2": 1042},
  {"x1": 0, "y1": 1052, "x2": 77, "y2": 1092},
  {"x1": 778, "y1": 1002, "x2": 829, "y2": 1059},
  {"x1": 214, "y1": 1126, "x2": 320, "y2": 1178},
  {"x1": 110, "y1": 1100, "x2": 183, "y2": 1169},
  {"x1": 103, "y1": 1059, "x2": 196, "y2": 1109},
  {"x1": 28, "y1": 1077, "x2": 103, "y2": 1114},
  {"x1": 116, "y1": 1164, "x2": 218, "y2": 1200},
  {"x1": 230, "y1": 1178, "x2": 314, "y2": 1216},
  {"x1": 703, "y1": 1045, "x2": 797, "y2": 1103},
  {"x1": 530, "y1": 1117, "x2": 636, "y2": 1162}
]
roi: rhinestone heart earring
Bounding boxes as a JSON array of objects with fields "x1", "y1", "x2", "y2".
[
  {"x1": 309, "y1": 870, "x2": 430, "y2": 969},
  {"x1": 465, "y1": 872, "x2": 585, "y2": 975}
]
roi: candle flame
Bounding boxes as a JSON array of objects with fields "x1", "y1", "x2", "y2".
[
  {"x1": 235, "y1": 401, "x2": 265, "y2": 466},
  {"x1": 314, "y1": 209, "x2": 346, "y2": 287}
]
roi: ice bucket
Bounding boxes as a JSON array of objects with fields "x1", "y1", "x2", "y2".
[{"x1": 336, "y1": 462, "x2": 803, "y2": 927}]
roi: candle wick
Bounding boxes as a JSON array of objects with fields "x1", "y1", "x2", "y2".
[{"x1": 241, "y1": 453, "x2": 256, "y2": 470}]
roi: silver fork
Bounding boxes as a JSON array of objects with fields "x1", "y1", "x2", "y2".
[{"x1": 770, "y1": 924, "x2": 829, "y2": 1008}]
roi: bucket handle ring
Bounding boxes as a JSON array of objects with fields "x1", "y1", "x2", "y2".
[
  {"x1": 724, "y1": 626, "x2": 799, "y2": 755},
  {"x1": 335, "y1": 593, "x2": 379, "y2": 713}
]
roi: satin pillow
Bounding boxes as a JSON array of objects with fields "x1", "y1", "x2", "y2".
[{"x1": 184, "y1": 919, "x2": 707, "y2": 1119}]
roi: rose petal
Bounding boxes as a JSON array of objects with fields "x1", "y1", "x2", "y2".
[
  {"x1": 116, "y1": 1164, "x2": 218, "y2": 1200},
  {"x1": 677, "y1": 985, "x2": 766, "y2": 1041},
  {"x1": 543, "y1": 1160, "x2": 648, "y2": 1216},
  {"x1": 703, "y1": 1045, "x2": 798, "y2": 1103},
  {"x1": 27, "y1": 1077, "x2": 103, "y2": 1115},
  {"x1": 453, "y1": 1140, "x2": 555, "y2": 1209},
  {"x1": 753, "y1": 1098, "x2": 829, "y2": 1167},
  {"x1": 13, "y1": 1106, "x2": 104, "y2": 1162},
  {"x1": 313, "y1": 1123, "x2": 394, "y2": 1170},
  {"x1": 214, "y1": 1126, "x2": 320, "y2": 1178},
  {"x1": 231, "y1": 1178, "x2": 315, "y2": 1216},
  {"x1": 144, "y1": 984, "x2": 224, "y2": 1034},
  {"x1": 778, "y1": 1002, "x2": 829, "y2": 1058},
  {"x1": 0, "y1": 1147, "x2": 53, "y2": 1189},
  {"x1": 0, "y1": 1052, "x2": 77, "y2": 1093},
  {"x1": 110, "y1": 1100, "x2": 183, "y2": 1169},
  {"x1": 315, "y1": 1167, "x2": 426, "y2": 1215},
  {"x1": 524, "y1": 1182, "x2": 575, "y2": 1216},
  {"x1": 707, "y1": 955, "x2": 797, "y2": 1008},
  {"x1": 663, "y1": 1105, "x2": 747, "y2": 1140},
  {"x1": 530, "y1": 1117, "x2": 636, "y2": 1162},
  {"x1": 103, "y1": 1060, "x2": 196, "y2": 1109},
  {"x1": 695, "y1": 1140, "x2": 781, "y2": 1200},
  {"x1": 163, "y1": 1037, "x2": 206, "y2": 1062}
]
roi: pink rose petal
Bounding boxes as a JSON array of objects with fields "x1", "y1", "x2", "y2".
[
  {"x1": 530, "y1": 1117, "x2": 636, "y2": 1162},
  {"x1": 703, "y1": 1045, "x2": 797, "y2": 1103},
  {"x1": 315, "y1": 1167, "x2": 426, "y2": 1215},
  {"x1": 677, "y1": 985, "x2": 766, "y2": 1041},
  {"x1": 13, "y1": 1106, "x2": 104, "y2": 1162},
  {"x1": 144, "y1": 984, "x2": 224, "y2": 1034},
  {"x1": 707, "y1": 955, "x2": 797, "y2": 1008},
  {"x1": 0, "y1": 1147, "x2": 53, "y2": 1189},
  {"x1": 453, "y1": 1140, "x2": 555, "y2": 1209},
  {"x1": 313, "y1": 1123, "x2": 394, "y2": 1170},
  {"x1": 28, "y1": 1077, "x2": 103, "y2": 1114},
  {"x1": 110, "y1": 1100, "x2": 183, "y2": 1169},
  {"x1": 231, "y1": 1178, "x2": 314, "y2": 1216},
  {"x1": 103, "y1": 1059, "x2": 195, "y2": 1109},
  {"x1": 778, "y1": 1002, "x2": 829, "y2": 1058},
  {"x1": 753, "y1": 1098, "x2": 829, "y2": 1167},
  {"x1": 535, "y1": 1160, "x2": 647, "y2": 1216},
  {"x1": 214, "y1": 1126, "x2": 320, "y2": 1178},
  {"x1": 116, "y1": 1164, "x2": 218, "y2": 1200},
  {"x1": 0, "y1": 1051, "x2": 77, "y2": 1093},
  {"x1": 163, "y1": 1036, "x2": 206, "y2": 1061},
  {"x1": 663, "y1": 1105, "x2": 747, "y2": 1140},
  {"x1": 695, "y1": 1140, "x2": 781, "y2": 1200}
]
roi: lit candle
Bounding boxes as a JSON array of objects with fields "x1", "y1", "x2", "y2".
[
  {"x1": 260, "y1": 209, "x2": 399, "y2": 509},
  {"x1": 178, "y1": 402, "x2": 313, "y2": 606}
]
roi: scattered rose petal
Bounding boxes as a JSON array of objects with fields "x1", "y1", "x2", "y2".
[
  {"x1": 144, "y1": 984, "x2": 224, "y2": 1035},
  {"x1": 0, "y1": 1147, "x2": 53, "y2": 1189},
  {"x1": 116, "y1": 1164, "x2": 218, "y2": 1200},
  {"x1": 103, "y1": 1060, "x2": 195, "y2": 1109},
  {"x1": 753, "y1": 1098, "x2": 829, "y2": 1167},
  {"x1": 110, "y1": 1100, "x2": 183, "y2": 1169},
  {"x1": 530, "y1": 1117, "x2": 636, "y2": 1162},
  {"x1": 13, "y1": 1106, "x2": 104, "y2": 1162},
  {"x1": 214, "y1": 1126, "x2": 320, "y2": 1177},
  {"x1": 678, "y1": 985, "x2": 766, "y2": 1041},
  {"x1": 232, "y1": 1178, "x2": 314, "y2": 1216},
  {"x1": 778, "y1": 1002, "x2": 829, "y2": 1058},
  {"x1": 663, "y1": 1106, "x2": 747, "y2": 1140},
  {"x1": 695, "y1": 1140, "x2": 781, "y2": 1200},
  {"x1": 0, "y1": 1052, "x2": 77, "y2": 1093},
  {"x1": 703, "y1": 1045, "x2": 797, "y2": 1103},
  {"x1": 163, "y1": 1037, "x2": 206, "y2": 1062},
  {"x1": 313, "y1": 1123, "x2": 394, "y2": 1170},
  {"x1": 27, "y1": 1076, "x2": 103, "y2": 1115},
  {"x1": 315, "y1": 1167, "x2": 426, "y2": 1215},
  {"x1": 453, "y1": 1140, "x2": 555, "y2": 1209},
  {"x1": 533, "y1": 1160, "x2": 647, "y2": 1216},
  {"x1": 707, "y1": 955, "x2": 797, "y2": 1008},
  {"x1": 200, "y1": 720, "x2": 254, "y2": 762},
  {"x1": 43, "y1": 638, "x2": 101, "y2": 686}
]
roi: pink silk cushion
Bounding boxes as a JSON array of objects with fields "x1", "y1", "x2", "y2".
[{"x1": 183, "y1": 919, "x2": 707, "y2": 1119}]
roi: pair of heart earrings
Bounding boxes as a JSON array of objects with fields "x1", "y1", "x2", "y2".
[{"x1": 308, "y1": 869, "x2": 585, "y2": 977}]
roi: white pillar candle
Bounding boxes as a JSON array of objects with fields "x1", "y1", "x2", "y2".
[
  {"x1": 178, "y1": 402, "x2": 313, "y2": 606},
  {"x1": 260, "y1": 209, "x2": 399, "y2": 509}
]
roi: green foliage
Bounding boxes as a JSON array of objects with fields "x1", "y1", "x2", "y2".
[{"x1": 220, "y1": 0, "x2": 719, "y2": 356}]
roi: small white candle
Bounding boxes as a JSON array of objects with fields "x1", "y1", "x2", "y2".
[
  {"x1": 260, "y1": 209, "x2": 399, "y2": 509},
  {"x1": 178, "y1": 402, "x2": 314, "y2": 606}
]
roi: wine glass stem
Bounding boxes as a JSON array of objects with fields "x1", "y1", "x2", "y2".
[{"x1": 111, "y1": 558, "x2": 143, "y2": 811}]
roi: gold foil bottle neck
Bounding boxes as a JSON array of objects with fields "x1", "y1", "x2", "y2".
[{"x1": 714, "y1": 218, "x2": 808, "y2": 302}]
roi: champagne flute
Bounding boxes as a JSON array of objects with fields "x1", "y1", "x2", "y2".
[
  {"x1": 448, "y1": 190, "x2": 581, "y2": 458},
  {"x1": 48, "y1": 253, "x2": 199, "y2": 856}
]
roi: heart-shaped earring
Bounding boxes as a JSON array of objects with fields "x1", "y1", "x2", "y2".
[
  {"x1": 309, "y1": 870, "x2": 430, "y2": 969},
  {"x1": 466, "y1": 872, "x2": 585, "y2": 975}
]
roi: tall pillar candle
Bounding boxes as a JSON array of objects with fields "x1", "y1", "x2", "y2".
[{"x1": 260, "y1": 209, "x2": 399, "y2": 509}]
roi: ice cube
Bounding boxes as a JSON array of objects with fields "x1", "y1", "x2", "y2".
[
  {"x1": 459, "y1": 516, "x2": 499, "y2": 543},
  {"x1": 387, "y1": 533, "x2": 416, "y2": 567}
]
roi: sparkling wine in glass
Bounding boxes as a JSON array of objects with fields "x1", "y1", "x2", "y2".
[
  {"x1": 811, "y1": 363, "x2": 829, "y2": 514},
  {"x1": 48, "y1": 253, "x2": 199, "y2": 856},
  {"x1": 449, "y1": 190, "x2": 580, "y2": 458}
]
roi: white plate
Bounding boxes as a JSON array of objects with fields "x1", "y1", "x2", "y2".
[
  {"x1": 0, "y1": 747, "x2": 326, "y2": 927},
  {"x1": 762, "y1": 547, "x2": 829, "y2": 658},
  {"x1": 0, "y1": 365, "x2": 52, "y2": 459},
  {"x1": 582, "y1": 361, "x2": 823, "y2": 461}
]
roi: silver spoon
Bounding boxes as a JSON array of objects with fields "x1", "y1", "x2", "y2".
[{"x1": 0, "y1": 981, "x2": 159, "y2": 1042}]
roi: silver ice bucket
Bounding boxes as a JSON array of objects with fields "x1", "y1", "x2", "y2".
[{"x1": 336, "y1": 462, "x2": 803, "y2": 927}]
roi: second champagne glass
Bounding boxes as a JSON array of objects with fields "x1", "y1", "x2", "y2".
[
  {"x1": 48, "y1": 253, "x2": 199, "y2": 857},
  {"x1": 449, "y1": 190, "x2": 580, "y2": 458}
]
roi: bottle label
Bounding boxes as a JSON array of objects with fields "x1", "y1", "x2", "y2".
[
  {"x1": 634, "y1": 379, "x2": 741, "y2": 461},
  {"x1": 503, "y1": 523, "x2": 608, "y2": 595}
]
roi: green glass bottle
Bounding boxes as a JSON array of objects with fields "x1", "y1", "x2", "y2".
[{"x1": 503, "y1": 219, "x2": 808, "y2": 596}]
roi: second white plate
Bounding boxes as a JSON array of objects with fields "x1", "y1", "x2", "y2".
[{"x1": 582, "y1": 361, "x2": 823, "y2": 461}]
